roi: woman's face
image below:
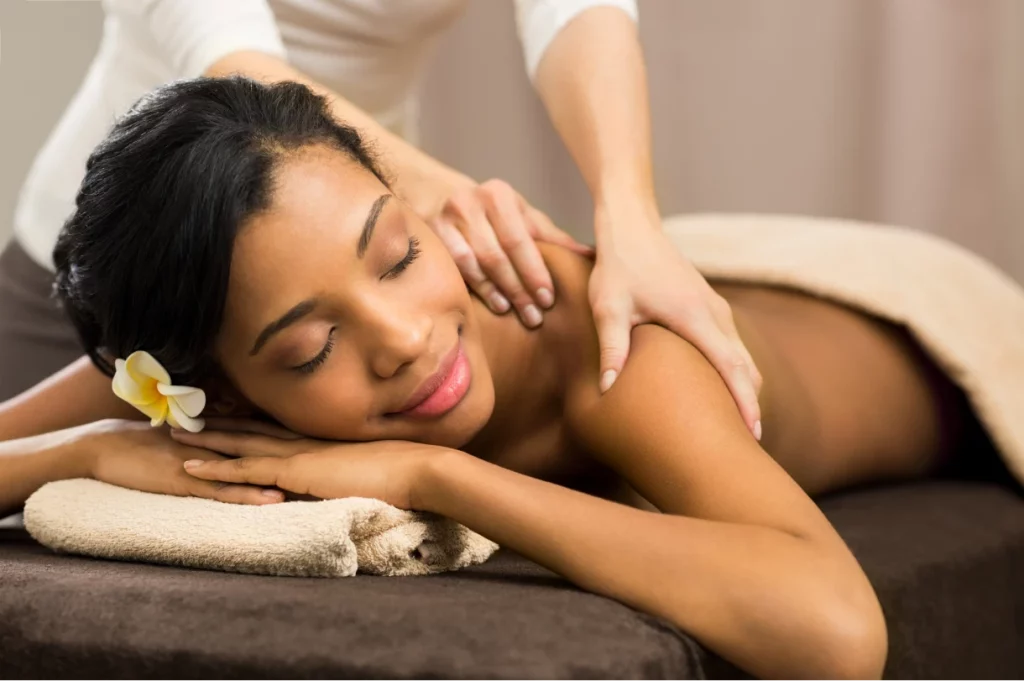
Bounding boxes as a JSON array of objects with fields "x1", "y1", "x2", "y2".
[{"x1": 214, "y1": 145, "x2": 495, "y2": 448}]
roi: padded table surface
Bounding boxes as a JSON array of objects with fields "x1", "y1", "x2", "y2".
[{"x1": 2, "y1": 480, "x2": 1023, "y2": 679}]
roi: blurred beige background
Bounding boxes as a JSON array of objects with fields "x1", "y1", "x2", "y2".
[{"x1": 2, "y1": 0, "x2": 1022, "y2": 280}]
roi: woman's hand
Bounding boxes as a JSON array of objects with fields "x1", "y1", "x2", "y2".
[
  {"x1": 414, "y1": 173, "x2": 594, "y2": 328},
  {"x1": 68, "y1": 419, "x2": 285, "y2": 505},
  {"x1": 171, "y1": 427, "x2": 446, "y2": 510},
  {"x1": 590, "y1": 203, "x2": 763, "y2": 437}
]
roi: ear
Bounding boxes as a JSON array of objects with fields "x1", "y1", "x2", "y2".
[{"x1": 201, "y1": 379, "x2": 258, "y2": 418}]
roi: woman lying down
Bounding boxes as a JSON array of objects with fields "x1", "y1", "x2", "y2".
[{"x1": 0, "y1": 78, "x2": 1002, "y2": 678}]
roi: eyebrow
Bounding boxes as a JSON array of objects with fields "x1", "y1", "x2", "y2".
[
  {"x1": 250, "y1": 299, "x2": 317, "y2": 356},
  {"x1": 357, "y1": 194, "x2": 391, "y2": 259},
  {"x1": 249, "y1": 194, "x2": 392, "y2": 356}
]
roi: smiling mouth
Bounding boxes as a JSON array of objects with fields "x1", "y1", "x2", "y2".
[{"x1": 390, "y1": 339, "x2": 472, "y2": 420}]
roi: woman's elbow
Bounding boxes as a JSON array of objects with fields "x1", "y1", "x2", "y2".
[{"x1": 809, "y1": 590, "x2": 888, "y2": 679}]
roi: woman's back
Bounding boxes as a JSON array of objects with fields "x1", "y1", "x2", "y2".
[{"x1": 518, "y1": 244, "x2": 967, "y2": 499}]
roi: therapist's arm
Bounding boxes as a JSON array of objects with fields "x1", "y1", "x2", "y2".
[
  {"x1": 205, "y1": 51, "x2": 589, "y2": 325},
  {"x1": 533, "y1": 6, "x2": 763, "y2": 436},
  {"x1": 204, "y1": 52, "x2": 466, "y2": 223}
]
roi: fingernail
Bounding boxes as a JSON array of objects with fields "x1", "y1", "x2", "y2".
[
  {"x1": 523, "y1": 304, "x2": 543, "y2": 328},
  {"x1": 753, "y1": 420, "x2": 763, "y2": 442},
  {"x1": 536, "y1": 287, "x2": 554, "y2": 309},
  {"x1": 262, "y1": 489, "x2": 283, "y2": 499},
  {"x1": 488, "y1": 291, "x2": 511, "y2": 313},
  {"x1": 183, "y1": 460, "x2": 203, "y2": 470},
  {"x1": 600, "y1": 370, "x2": 618, "y2": 393}
]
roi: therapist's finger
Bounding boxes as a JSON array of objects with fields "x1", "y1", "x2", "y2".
[
  {"x1": 451, "y1": 193, "x2": 541, "y2": 328},
  {"x1": 707, "y1": 293, "x2": 763, "y2": 396},
  {"x1": 671, "y1": 309, "x2": 762, "y2": 439},
  {"x1": 479, "y1": 180, "x2": 556, "y2": 310},
  {"x1": 431, "y1": 216, "x2": 511, "y2": 314}
]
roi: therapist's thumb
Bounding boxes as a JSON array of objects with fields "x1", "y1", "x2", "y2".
[{"x1": 594, "y1": 307, "x2": 632, "y2": 394}]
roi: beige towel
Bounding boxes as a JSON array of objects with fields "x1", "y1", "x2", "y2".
[
  {"x1": 24, "y1": 478, "x2": 497, "y2": 577},
  {"x1": 665, "y1": 213, "x2": 1024, "y2": 485}
]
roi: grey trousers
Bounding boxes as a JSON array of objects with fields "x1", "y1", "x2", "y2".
[{"x1": 0, "y1": 238, "x2": 83, "y2": 402}]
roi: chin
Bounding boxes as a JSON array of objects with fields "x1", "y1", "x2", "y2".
[{"x1": 418, "y1": 378, "x2": 495, "y2": 449}]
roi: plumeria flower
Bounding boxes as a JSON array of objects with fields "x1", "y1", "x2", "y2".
[{"x1": 112, "y1": 351, "x2": 206, "y2": 433}]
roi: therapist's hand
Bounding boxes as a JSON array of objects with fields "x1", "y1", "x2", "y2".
[
  {"x1": 590, "y1": 202, "x2": 763, "y2": 438},
  {"x1": 425, "y1": 177, "x2": 593, "y2": 328}
]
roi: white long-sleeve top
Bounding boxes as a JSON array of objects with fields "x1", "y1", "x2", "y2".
[{"x1": 14, "y1": 0, "x2": 637, "y2": 271}]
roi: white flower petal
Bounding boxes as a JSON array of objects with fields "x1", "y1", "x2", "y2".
[
  {"x1": 157, "y1": 384, "x2": 207, "y2": 417},
  {"x1": 126, "y1": 350, "x2": 171, "y2": 386},
  {"x1": 168, "y1": 398, "x2": 205, "y2": 432},
  {"x1": 112, "y1": 363, "x2": 148, "y2": 404},
  {"x1": 164, "y1": 388, "x2": 206, "y2": 419}
]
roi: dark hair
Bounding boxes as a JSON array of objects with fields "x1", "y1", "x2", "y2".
[{"x1": 54, "y1": 77, "x2": 387, "y2": 385}]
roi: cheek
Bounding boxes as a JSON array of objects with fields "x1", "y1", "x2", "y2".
[
  {"x1": 415, "y1": 236, "x2": 471, "y2": 308},
  {"x1": 233, "y1": 358, "x2": 375, "y2": 440},
  {"x1": 271, "y1": 380, "x2": 372, "y2": 439}
]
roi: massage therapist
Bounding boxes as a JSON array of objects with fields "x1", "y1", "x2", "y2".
[{"x1": 0, "y1": 0, "x2": 760, "y2": 433}]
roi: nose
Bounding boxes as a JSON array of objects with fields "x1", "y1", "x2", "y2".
[{"x1": 359, "y1": 299, "x2": 433, "y2": 379}]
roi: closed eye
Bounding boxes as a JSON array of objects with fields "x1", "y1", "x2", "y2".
[
  {"x1": 293, "y1": 327, "x2": 336, "y2": 374},
  {"x1": 381, "y1": 236, "x2": 421, "y2": 281}
]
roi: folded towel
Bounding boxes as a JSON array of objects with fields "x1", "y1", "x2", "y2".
[
  {"x1": 665, "y1": 213, "x2": 1024, "y2": 485},
  {"x1": 24, "y1": 479, "x2": 497, "y2": 577}
]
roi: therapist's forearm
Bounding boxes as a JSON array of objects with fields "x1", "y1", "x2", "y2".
[
  {"x1": 534, "y1": 7, "x2": 656, "y2": 231},
  {"x1": 205, "y1": 51, "x2": 470, "y2": 217}
]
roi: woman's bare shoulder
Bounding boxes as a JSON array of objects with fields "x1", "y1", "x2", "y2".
[
  {"x1": 535, "y1": 243, "x2": 601, "y2": 380},
  {"x1": 539, "y1": 242, "x2": 594, "y2": 313}
]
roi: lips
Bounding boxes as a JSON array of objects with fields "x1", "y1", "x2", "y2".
[{"x1": 394, "y1": 340, "x2": 472, "y2": 419}]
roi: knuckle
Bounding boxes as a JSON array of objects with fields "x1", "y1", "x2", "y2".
[
  {"x1": 480, "y1": 178, "x2": 512, "y2": 198},
  {"x1": 591, "y1": 299, "x2": 625, "y2": 323},
  {"x1": 444, "y1": 193, "x2": 472, "y2": 218},
  {"x1": 477, "y1": 248, "x2": 507, "y2": 270},
  {"x1": 727, "y1": 353, "x2": 748, "y2": 371},
  {"x1": 600, "y1": 346, "x2": 625, "y2": 363},
  {"x1": 710, "y1": 294, "x2": 733, "y2": 318},
  {"x1": 496, "y1": 227, "x2": 524, "y2": 248},
  {"x1": 450, "y1": 248, "x2": 477, "y2": 272},
  {"x1": 233, "y1": 456, "x2": 256, "y2": 470}
]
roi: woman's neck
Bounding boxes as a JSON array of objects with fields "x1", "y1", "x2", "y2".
[{"x1": 464, "y1": 297, "x2": 564, "y2": 456}]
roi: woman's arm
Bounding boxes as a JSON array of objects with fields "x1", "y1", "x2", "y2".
[
  {"x1": 178, "y1": 323, "x2": 885, "y2": 678},
  {"x1": 0, "y1": 430, "x2": 90, "y2": 517},
  {"x1": 181, "y1": 399, "x2": 883, "y2": 679},
  {"x1": 0, "y1": 357, "x2": 138, "y2": 442},
  {"x1": 419, "y1": 446, "x2": 882, "y2": 679},
  {"x1": 556, "y1": 324, "x2": 886, "y2": 678},
  {"x1": 532, "y1": 6, "x2": 763, "y2": 433},
  {"x1": 0, "y1": 418, "x2": 282, "y2": 517}
]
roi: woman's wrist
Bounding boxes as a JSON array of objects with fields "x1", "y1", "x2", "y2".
[
  {"x1": 410, "y1": 446, "x2": 477, "y2": 514},
  {"x1": 39, "y1": 428, "x2": 97, "y2": 481}
]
